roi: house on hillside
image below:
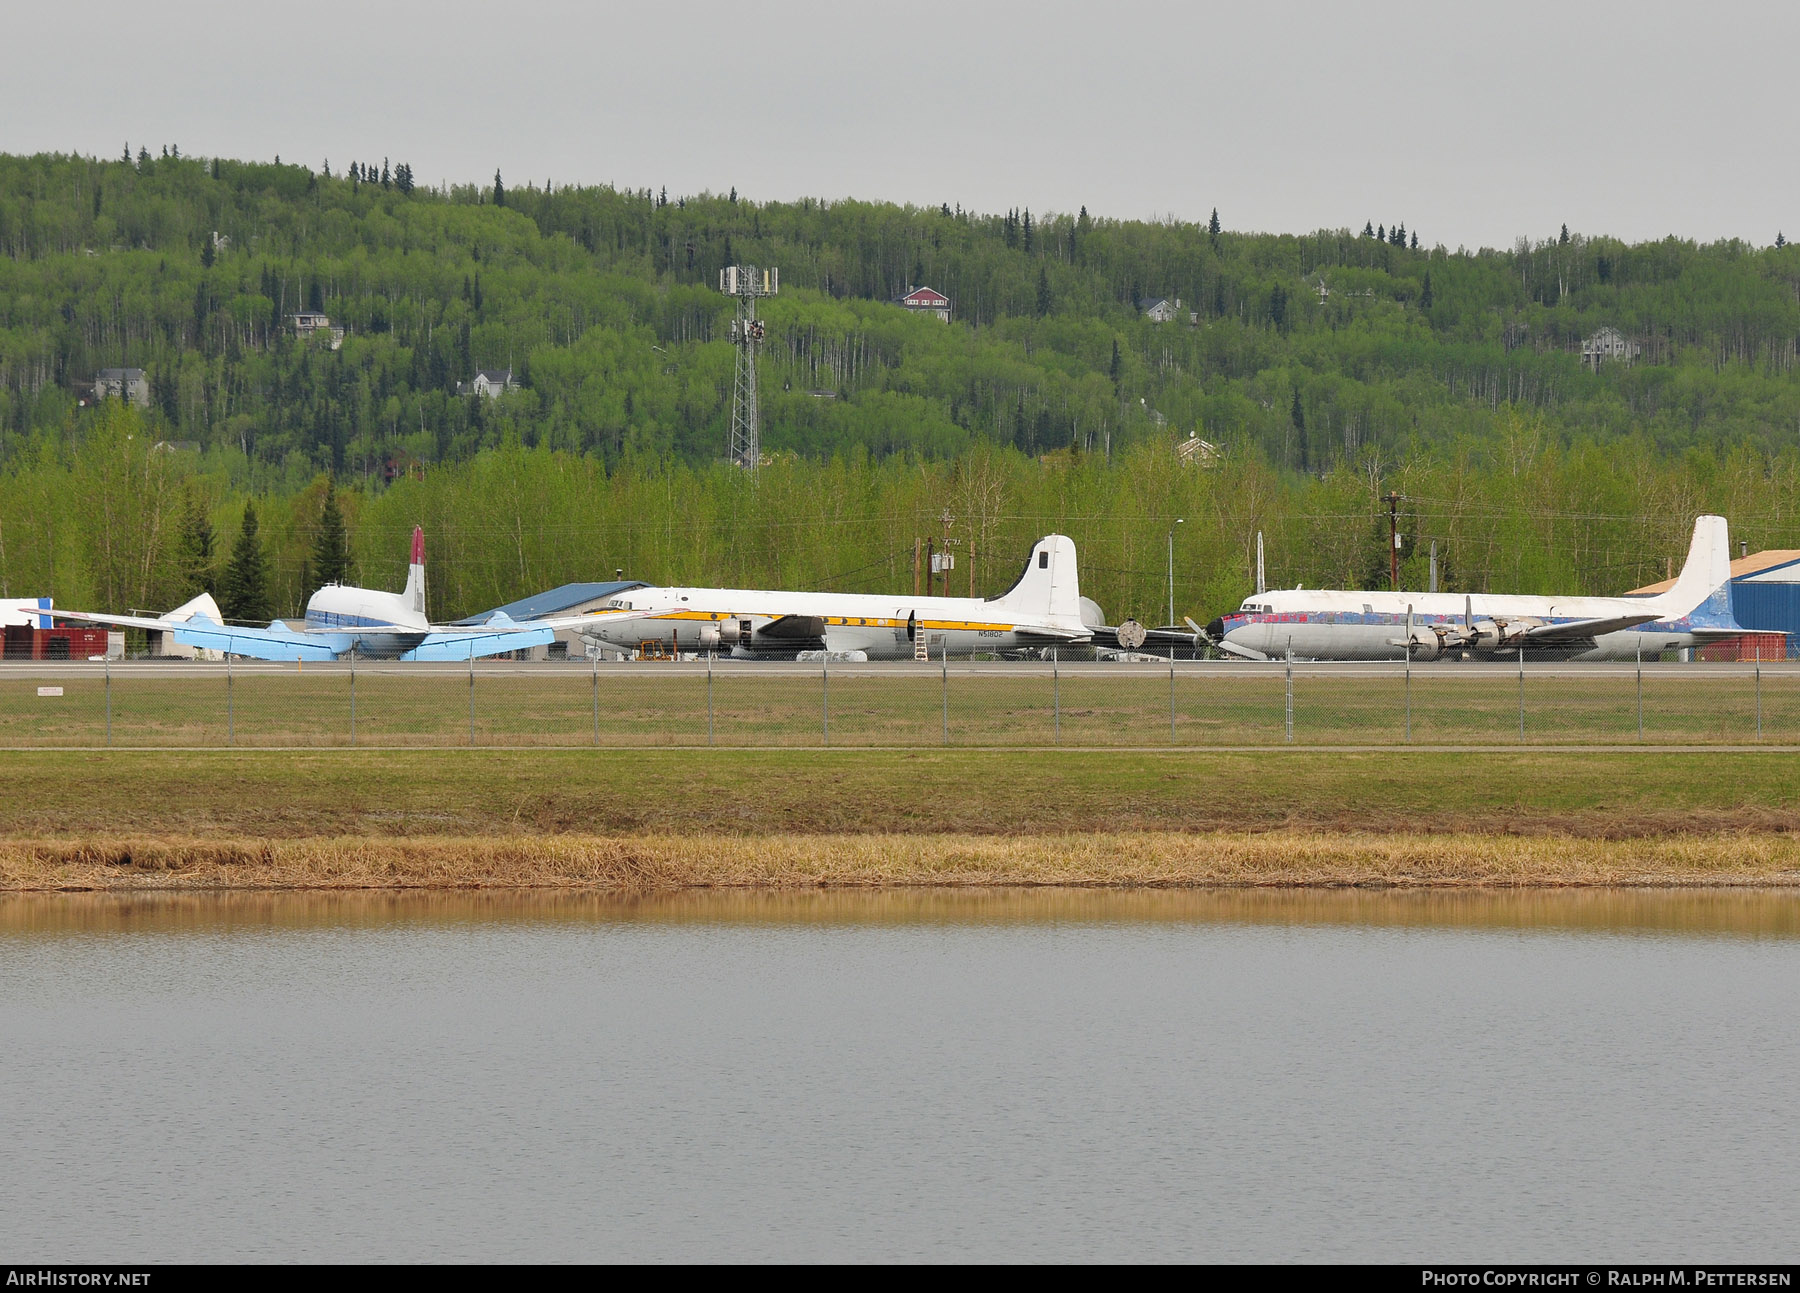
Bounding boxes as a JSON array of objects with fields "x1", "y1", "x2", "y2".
[
  {"x1": 291, "y1": 311, "x2": 345, "y2": 349},
  {"x1": 1176, "y1": 433, "x2": 1221, "y2": 467},
  {"x1": 92, "y1": 368, "x2": 150, "y2": 408},
  {"x1": 459, "y1": 369, "x2": 518, "y2": 399},
  {"x1": 894, "y1": 285, "x2": 952, "y2": 322},
  {"x1": 1581, "y1": 326, "x2": 1640, "y2": 369},
  {"x1": 1139, "y1": 296, "x2": 1183, "y2": 323}
]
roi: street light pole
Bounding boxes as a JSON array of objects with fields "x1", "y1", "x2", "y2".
[{"x1": 1167, "y1": 518, "x2": 1184, "y2": 627}]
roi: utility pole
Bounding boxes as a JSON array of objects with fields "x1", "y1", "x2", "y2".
[
  {"x1": 719, "y1": 264, "x2": 778, "y2": 470},
  {"x1": 1167, "y1": 517, "x2": 1184, "y2": 627},
  {"x1": 1384, "y1": 490, "x2": 1403, "y2": 591},
  {"x1": 940, "y1": 509, "x2": 955, "y2": 597}
]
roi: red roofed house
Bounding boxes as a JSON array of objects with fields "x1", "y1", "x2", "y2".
[{"x1": 894, "y1": 285, "x2": 951, "y2": 322}]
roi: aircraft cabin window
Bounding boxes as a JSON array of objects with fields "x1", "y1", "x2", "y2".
[{"x1": 1039, "y1": 552, "x2": 1048, "y2": 569}]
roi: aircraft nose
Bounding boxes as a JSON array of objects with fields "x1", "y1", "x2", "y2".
[{"x1": 1204, "y1": 617, "x2": 1226, "y2": 640}]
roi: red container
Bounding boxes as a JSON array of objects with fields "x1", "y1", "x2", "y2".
[{"x1": 1697, "y1": 632, "x2": 1787, "y2": 662}]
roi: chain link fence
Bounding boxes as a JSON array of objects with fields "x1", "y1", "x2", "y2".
[{"x1": 3, "y1": 657, "x2": 1798, "y2": 748}]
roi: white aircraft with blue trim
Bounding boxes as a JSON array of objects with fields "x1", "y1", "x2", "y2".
[
  {"x1": 1199, "y1": 515, "x2": 1744, "y2": 662},
  {"x1": 41, "y1": 528, "x2": 603, "y2": 661}
]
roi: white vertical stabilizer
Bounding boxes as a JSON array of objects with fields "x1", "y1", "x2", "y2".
[
  {"x1": 1648, "y1": 515, "x2": 1730, "y2": 616},
  {"x1": 990, "y1": 534, "x2": 1084, "y2": 626},
  {"x1": 161, "y1": 592, "x2": 223, "y2": 625}
]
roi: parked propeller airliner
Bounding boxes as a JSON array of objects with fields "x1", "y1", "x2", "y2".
[
  {"x1": 39, "y1": 528, "x2": 607, "y2": 661},
  {"x1": 579, "y1": 534, "x2": 1094, "y2": 659},
  {"x1": 1200, "y1": 515, "x2": 1743, "y2": 662}
]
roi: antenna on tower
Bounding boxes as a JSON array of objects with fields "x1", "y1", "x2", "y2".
[{"x1": 719, "y1": 263, "x2": 778, "y2": 469}]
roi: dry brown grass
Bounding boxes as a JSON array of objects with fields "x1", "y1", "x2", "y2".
[{"x1": 4, "y1": 830, "x2": 1799, "y2": 892}]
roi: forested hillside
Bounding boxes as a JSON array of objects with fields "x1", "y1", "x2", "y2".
[{"x1": 2, "y1": 148, "x2": 1799, "y2": 624}]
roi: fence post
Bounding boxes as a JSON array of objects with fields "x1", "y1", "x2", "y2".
[
  {"x1": 1403, "y1": 604, "x2": 1412, "y2": 744},
  {"x1": 104, "y1": 655, "x2": 112, "y2": 749},
  {"x1": 1284, "y1": 640, "x2": 1294, "y2": 744},
  {"x1": 468, "y1": 651, "x2": 476, "y2": 747},
  {"x1": 1756, "y1": 647, "x2": 1763, "y2": 741},
  {"x1": 821, "y1": 654, "x2": 829, "y2": 747},
  {"x1": 1052, "y1": 648, "x2": 1060, "y2": 746},
  {"x1": 941, "y1": 644, "x2": 949, "y2": 746},
  {"x1": 227, "y1": 650, "x2": 234, "y2": 747},
  {"x1": 1636, "y1": 641, "x2": 1643, "y2": 742},
  {"x1": 1169, "y1": 656, "x2": 1177, "y2": 744},
  {"x1": 707, "y1": 652, "x2": 714, "y2": 747},
  {"x1": 349, "y1": 643, "x2": 356, "y2": 747},
  {"x1": 1517, "y1": 646, "x2": 1525, "y2": 742},
  {"x1": 591, "y1": 652, "x2": 599, "y2": 746}
]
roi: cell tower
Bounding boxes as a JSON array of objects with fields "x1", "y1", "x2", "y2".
[{"x1": 720, "y1": 263, "x2": 778, "y2": 469}]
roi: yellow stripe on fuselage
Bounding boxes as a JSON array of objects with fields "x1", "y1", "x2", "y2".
[{"x1": 584, "y1": 608, "x2": 1017, "y2": 632}]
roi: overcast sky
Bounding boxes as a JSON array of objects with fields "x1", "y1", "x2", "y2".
[{"x1": 7, "y1": 1, "x2": 1795, "y2": 249}]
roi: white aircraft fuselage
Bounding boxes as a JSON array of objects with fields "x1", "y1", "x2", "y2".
[
  {"x1": 582, "y1": 535, "x2": 1092, "y2": 659},
  {"x1": 1205, "y1": 516, "x2": 1743, "y2": 662}
]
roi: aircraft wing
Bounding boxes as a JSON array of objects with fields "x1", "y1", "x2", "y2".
[
  {"x1": 1013, "y1": 625, "x2": 1093, "y2": 643},
  {"x1": 1522, "y1": 613, "x2": 1660, "y2": 645},
  {"x1": 757, "y1": 614, "x2": 827, "y2": 639},
  {"x1": 400, "y1": 625, "x2": 556, "y2": 661},
  {"x1": 169, "y1": 620, "x2": 348, "y2": 661},
  {"x1": 48, "y1": 606, "x2": 200, "y2": 633}
]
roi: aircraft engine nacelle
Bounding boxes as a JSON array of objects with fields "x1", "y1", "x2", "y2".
[
  {"x1": 1493, "y1": 617, "x2": 1544, "y2": 648},
  {"x1": 691, "y1": 619, "x2": 747, "y2": 651},
  {"x1": 1469, "y1": 620, "x2": 1505, "y2": 651},
  {"x1": 1406, "y1": 629, "x2": 1440, "y2": 661}
]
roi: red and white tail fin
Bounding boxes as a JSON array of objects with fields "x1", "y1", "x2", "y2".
[{"x1": 402, "y1": 526, "x2": 427, "y2": 617}]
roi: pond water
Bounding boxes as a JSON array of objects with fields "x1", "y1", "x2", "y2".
[{"x1": 3, "y1": 888, "x2": 1796, "y2": 1262}]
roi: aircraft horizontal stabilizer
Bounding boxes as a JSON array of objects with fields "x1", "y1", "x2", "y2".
[{"x1": 1013, "y1": 625, "x2": 1092, "y2": 642}]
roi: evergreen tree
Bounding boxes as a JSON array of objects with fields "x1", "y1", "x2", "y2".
[
  {"x1": 137, "y1": 146, "x2": 149, "y2": 168},
  {"x1": 1560, "y1": 223, "x2": 1570, "y2": 245},
  {"x1": 940, "y1": 202, "x2": 951, "y2": 217},
  {"x1": 1362, "y1": 220, "x2": 1374, "y2": 238},
  {"x1": 1036, "y1": 264, "x2": 1052, "y2": 317},
  {"x1": 729, "y1": 186, "x2": 737, "y2": 203},
  {"x1": 1778, "y1": 232, "x2": 1788, "y2": 248},
  {"x1": 1420, "y1": 269, "x2": 1433, "y2": 309},
  {"x1": 493, "y1": 169, "x2": 505, "y2": 207},
  {"x1": 219, "y1": 501, "x2": 273, "y2": 624},
  {"x1": 396, "y1": 163, "x2": 414, "y2": 194},
  {"x1": 200, "y1": 236, "x2": 214, "y2": 269},
  {"x1": 1410, "y1": 229, "x2": 1419, "y2": 251},
  {"x1": 1023, "y1": 208, "x2": 1034, "y2": 253},
  {"x1": 1109, "y1": 338, "x2": 1122, "y2": 391},
  {"x1": 122, "y1": 141, "x2": 130, "y2": 164},
  {"x1": 311, "y1": 479, "x2": 351, "y2": 587},
  {"x1": 175, "y1": 487, "x2": 216, "y2": 598},
  {"x1": 1208, "y1": 208, "x2": 1220, "y2": 237},
  {"x1": 380, "y1": 158, "x2": 390, "y2": 188},
  {"x1": 1377, "y1": 224, "x2": 1384, "y2": 242}
]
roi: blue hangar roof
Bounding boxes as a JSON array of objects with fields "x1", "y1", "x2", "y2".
[{"x1": 458, "y1": 580, "x2": 646, "y2": 625}]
